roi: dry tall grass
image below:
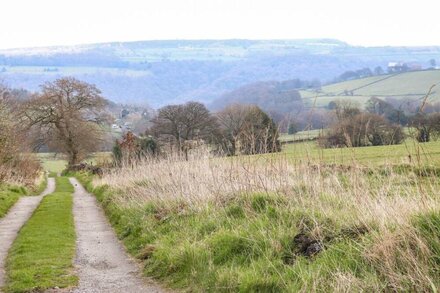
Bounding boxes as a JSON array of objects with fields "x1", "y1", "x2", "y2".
[
  {"x1": 0, "y1": 154, "x2": 42, "y2": 186},
  {"x1": 96, "y1": 150, "x2": 439, "y2": 224},
  {"x1": 94, "y1": 148, "x2": 440, "y2": 291}
]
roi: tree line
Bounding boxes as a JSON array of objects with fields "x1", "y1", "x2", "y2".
[
  {"x1": 2, "y1": 77, "x2": 440, "y2": 173},
  {"x1": 116, "y1": 102, "x2": 280, "y2": 163},
  {"x1": 1, "y1": 77, "x2": 280, "y2": 170}
]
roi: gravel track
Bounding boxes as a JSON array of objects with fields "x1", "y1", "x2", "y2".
[{"x1": 69, "y1": 178, "x2": 163, "y2": 293}]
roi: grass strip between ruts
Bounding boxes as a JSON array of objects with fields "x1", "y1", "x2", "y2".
[{"x1": 3, "y1": 177, "x2": 77, "y2": 293}]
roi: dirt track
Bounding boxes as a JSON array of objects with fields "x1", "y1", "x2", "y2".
[
  {"x1": 0, "y1": 178, "x2": 55, "y2": 289},
  {"x1": 69, "y1": 178, "x2": 163, "y2": 293}
]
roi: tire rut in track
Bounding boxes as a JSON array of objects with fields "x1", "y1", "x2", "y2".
[{"x1": 69, "y1": 178, "x2": 163, "y2": 293}]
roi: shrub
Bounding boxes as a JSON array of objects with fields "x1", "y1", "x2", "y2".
[
  {"x1": 319, "y1": 113, "x2": 405, "y2": 148},
  {"x1": 217, "y1": 104, "x2": 281, "y2": 155},
  {"x1": 113, "y1": 131, "x2": 159, "y2": 164},
  {"x1": 410, "y1": 113, "x2": 440, "y2": 142}
]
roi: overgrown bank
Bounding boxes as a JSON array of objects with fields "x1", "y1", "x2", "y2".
[
  {"x1": 75, "y1": 156, "x2": 440, "y2": 292},
  {"x1": 0, "y1": 177, "x2": 47, "y2": 219},
  {"x1": 4, "y1": 177, "x2": 77, "y2": 293},
  {"x1": 0, "y1": 186, "x2": 28, "y2": 219}
]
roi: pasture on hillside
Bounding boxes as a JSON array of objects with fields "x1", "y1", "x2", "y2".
[
  {"x1": 301, "y1": 69, "x2": 440, "y2": 108},
  {"x1": 283, "y1": 139, "x2": 440, "y2": 165}
]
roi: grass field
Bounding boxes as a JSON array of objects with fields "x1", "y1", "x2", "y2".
[
  {"x1": 37, "y1": 152, "x2": 112, "y2": 174},
  {"x1": 279, "y1": 129, "x2": 323, "y2": 143},
  {"x1": 4, "y1": 177, "x2": 77, "y2": 293},
  {"x1": 37, "y1": 153, "x2": 67, "y2": 174},
  {"x1": 73, "y1": 135, "x2": 440, "y2": 292},
  {"x1": 38, "y1": 138, "x2": 440, "y2": 171},
  {"x1": 301, "y1": 69, "x2": 440, "y2": 108},
  {"x1": 282, "y1": 139, "x2": 440, "y2": 165}
]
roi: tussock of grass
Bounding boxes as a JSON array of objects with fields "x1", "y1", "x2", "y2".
[
  {"x1": 4, "y1": 177, "x2": 77, "y2": 293},
  {"x1": 76, "y1": 147, "x2": 440, "y2": 292},
  {"x1": 31, "y1": 176, "x2": 47, "y2": 194}
]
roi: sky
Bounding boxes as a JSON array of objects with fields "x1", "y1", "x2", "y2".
[{"x1": 1, "y1": 0, "x2": 440, "y2": 49}]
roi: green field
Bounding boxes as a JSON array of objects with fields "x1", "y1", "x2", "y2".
[
  {"x1": 37, "y1": 152, "x2": 112, "y2": 174},
  {"x1": 37, "y1": 138, "x2": 440, "y2": 171},
  {"x1": 282, "y1": 139, "x2": 440, "y2": 166},
  {"x1": 37, "y1": 154, "x2": 67, "y2": 174},
  {"x1": 301, "y1": 69, "x2": 440, "y2": 108},
  {"x1": 279, "y1": 129, "x2": 323, "y2": 143}
]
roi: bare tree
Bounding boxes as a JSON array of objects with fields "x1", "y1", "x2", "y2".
[
  {"x1": 0, "y1": 89, "x2": 17, "y2": 163},
  {"x1": 319, "y1": 113, "x2": 405, "y2": 148},
  {"x1": 217, "y1": 104, "x2": 280, "y2": 155},
  {"x1": 333, "y1": 100, "x2": 361, "y2": 122},
  {"x1": 0, "y1": 84, "x2": 41, "y2": 183},
  {"x1": 411, "y1": 113, "x2": 440, "y2": 142},
  {"x1": 23, "y1": 77, "x2": 107, "y2": 166},
  {"x1": 0, "y1": 83, "x2": 27, "y2": 163},
  {"x1": 150, "y1": 101, "x2": 219, "y2": 158},
  {"x1": 216, "y1": 104, "x2": 249, "y2": 155}
]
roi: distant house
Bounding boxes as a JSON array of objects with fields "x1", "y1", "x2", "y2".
[
  {"x1": 388, "y1": 62, "x2": 422, "y2": 73},
  {"x1": 388, "y1": 62, "x2": 408, "y2": 73}
]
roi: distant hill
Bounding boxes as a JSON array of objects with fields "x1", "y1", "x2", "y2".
[
  {"x1": 210, "y1": 80, "x2": 304, "y2": 115},
  {"x1": 300, "y1": 69, "x2": 440, "y2": 109},
  {"x1": 1, "y1": 39, "x2": 440, "y2": 107}
]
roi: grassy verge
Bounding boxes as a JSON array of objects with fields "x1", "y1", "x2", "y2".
[
  {"x1": 75, "y1": 165, "x2": 440, "y2": 292},
  {"x1": 0, "y1": 185, "x2": 28, "y2": 219},
  {"x1": 4, "y1": 177, "x2": 77, "y2": 293},
  {"x1": 0, "y1": 175, "x2": 48, "y2": 219}
]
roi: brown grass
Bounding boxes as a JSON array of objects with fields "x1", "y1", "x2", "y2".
[
  {"x1": 0, "y1": 154, "x2": 42, "y2": 186},
  {"x1": 96, "y1": 150, "x2": 439, "y2": 226},
  {"x1": 93, "y1": 147, "x2": 440, "y2": 291}
]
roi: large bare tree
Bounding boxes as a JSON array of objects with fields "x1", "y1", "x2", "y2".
[
  {"x1": 216, "y1": 104, "x2": 248, "y2": 155},
  {"x1": 150, "y1": 101, "x2": 219, "y2": 158},
  {"x1": 217, "y1": 104, "x2": 280, "y2": 155},
  {"x1": 24, "y1": 77, "x2": 107, "y2": 166}
]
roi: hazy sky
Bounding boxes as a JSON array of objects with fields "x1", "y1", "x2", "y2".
[{"x1": 1, "y1": 0, "x2": 440, "y2": 49}]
